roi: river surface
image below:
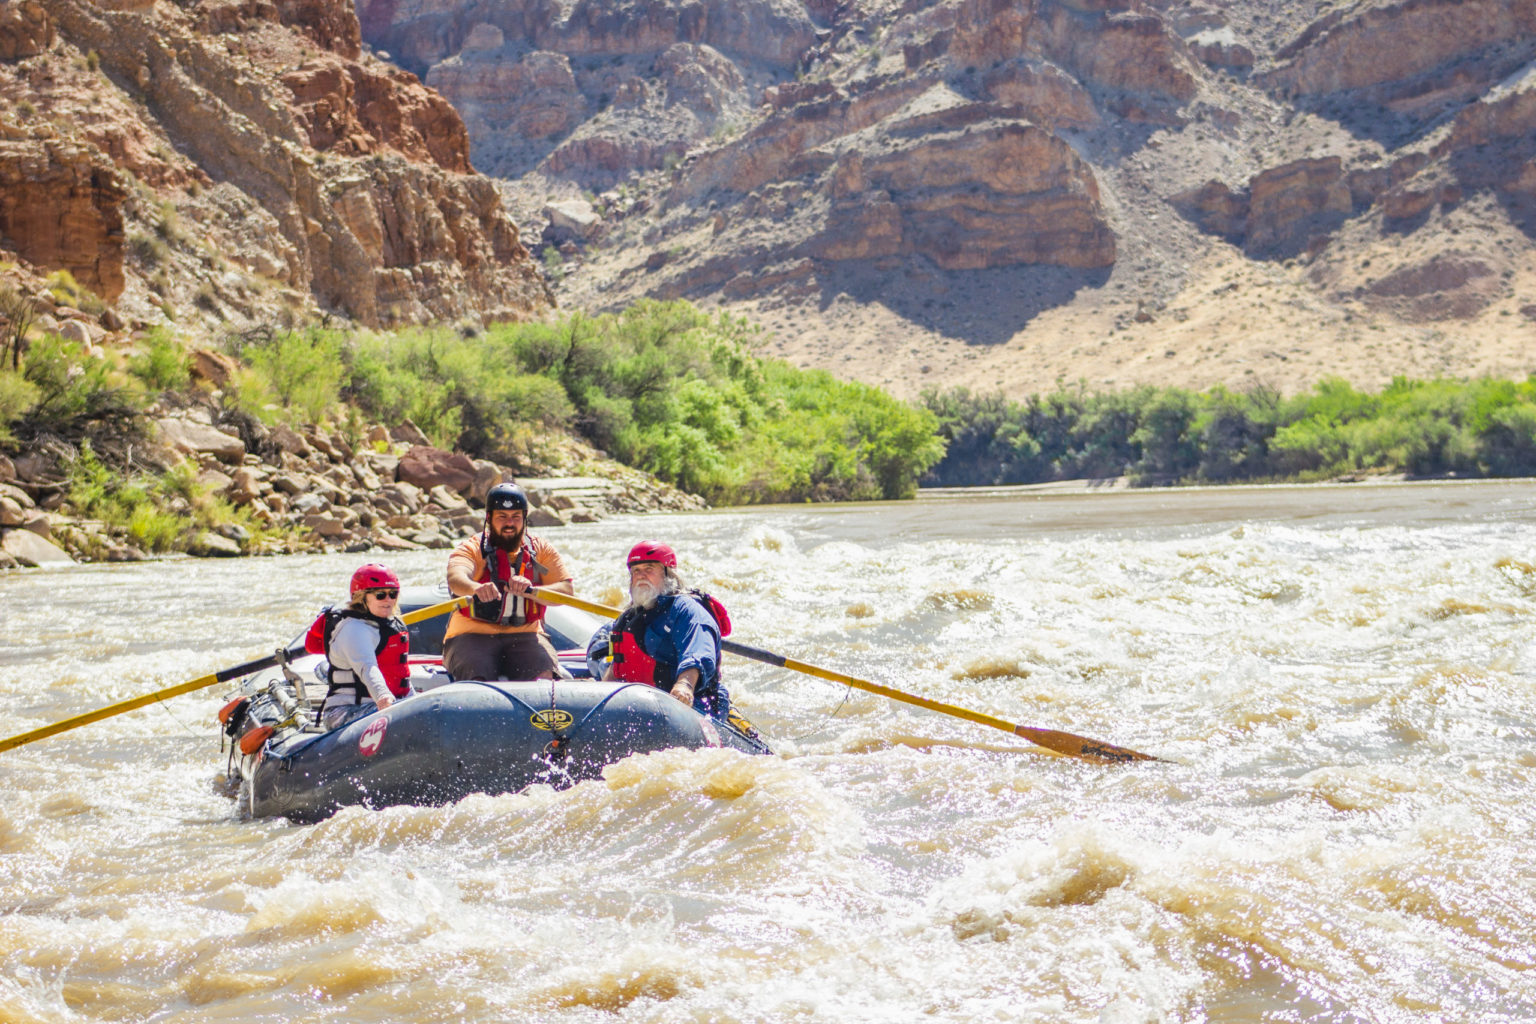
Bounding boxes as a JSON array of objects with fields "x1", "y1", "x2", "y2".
[{"x1": 2, "y1": 481, "x2": 1535, "y2": 1023}]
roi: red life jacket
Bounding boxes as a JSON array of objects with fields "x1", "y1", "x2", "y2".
[
  {"x1": 305, "y1": 606, "x2": 411, "y2": 699},
  {"x1": 610, "y1": 590, "x2": 731, "y2": 688},
  {"x1": 457, "y1": 533, "x2": 550, "y2": 627}
]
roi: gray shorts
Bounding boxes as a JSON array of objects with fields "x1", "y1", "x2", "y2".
[{"x1": 444, "y1": 631, "x2": 560, "y2": 681}]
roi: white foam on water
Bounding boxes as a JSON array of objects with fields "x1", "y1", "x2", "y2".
[{"x1": 5, "y1": 485, "x2": 1536, "y2": 1021}]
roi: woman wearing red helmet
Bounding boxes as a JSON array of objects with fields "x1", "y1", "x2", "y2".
[
  {"x1": 304, "y1": 562, "x2": 414, "y2": 729},
  {"x1": 587, "y1": 541, "x2": 733, "y2": 719}
]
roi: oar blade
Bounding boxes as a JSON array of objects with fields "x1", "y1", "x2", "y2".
[{"x1": 1014, "y1": 725, "x2": 1161, "y2": 764}]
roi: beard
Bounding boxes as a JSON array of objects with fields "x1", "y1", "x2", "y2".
[
  {"x1": 629, "y1": 579, "x2": 661, "y2": 609},
  {"x1": 487, "y1": 523, "x2": 524, "y2": 551}
]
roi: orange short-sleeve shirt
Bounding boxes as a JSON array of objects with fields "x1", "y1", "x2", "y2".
[{"x1": 444, "y1": 532, "x2": 572, "y2": 638}]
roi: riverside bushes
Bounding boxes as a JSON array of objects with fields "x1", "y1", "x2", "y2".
[
  {"x1": 65, "y1": 442, "x2": 283, "y2": 554},
  {"x1": 923, "y1": 376, "x2": 1536, "y2": 486},
  {"x1": 238, "y1": 301, "x2": 946, "y2": 503}
]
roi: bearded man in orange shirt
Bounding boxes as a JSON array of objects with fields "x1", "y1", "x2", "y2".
[{"x1": 443, "y1": 483, "x2": 575, "y2": 681}]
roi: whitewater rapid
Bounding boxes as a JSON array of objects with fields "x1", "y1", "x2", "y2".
[{"x1": 2, "y1": 481, "x2": 1533, "y2": 1023}]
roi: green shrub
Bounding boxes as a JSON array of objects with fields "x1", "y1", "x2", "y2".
[
  {"x1": 348, "y1": 328, "x2": 573, "y2": 456},
  {"x1": 541, "y1": 246, "x2": 565, "y2": 283},
  {"x1": 21, "y1": 335, "x2": 140, "y2": 428},
  {"x1": 129, "y1": 233, "x2": 170, "y2": 267},
  {"x1": 44, "y1": 269, "x2": 106, "y2": 316},
  {"x1": 67, "y1": 444, "x2": 183, "y2": 552},
  {"x1": 925, "y1": 373, "x2": 1536, "y2": 487},
  {"x1": 0, "y1": 367, "x2": 39, "y2": 442},
  {"x1": 1480, "y1": 403, "x2": 1536, "y2": 476},
  {"x1": 235, "y1": 328, "x2": 346, "y2": 425},
  {"x1": 1130, "y1": 390, "x2": 1200, "y2": 481},
  {"x1": 67, "y1": 446, "x2": 284, "y2": 554},
  {"x1": 127, "y1": 328, "x2": 190, "y2": 391}
]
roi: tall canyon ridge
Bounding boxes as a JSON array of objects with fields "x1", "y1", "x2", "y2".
[{"x1": 3, "y1": 0, "x2": 1535, "y2": 397}]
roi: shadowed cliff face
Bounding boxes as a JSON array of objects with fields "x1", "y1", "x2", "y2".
[
  {"x1": 361, "y1": 0, "x2": 1536, "y2": 397},
  {"x1": 0, "y1": 0, "x2": 551, "y2": 332}
]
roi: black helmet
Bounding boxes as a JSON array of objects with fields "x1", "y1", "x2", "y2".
[{"x1": 486, "y1": 482, "x2": 529, "y2": 514}]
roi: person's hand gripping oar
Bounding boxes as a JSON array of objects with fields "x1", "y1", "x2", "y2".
[{"x1": 525, "y1": 588, "x2": 1163, "y2": 765}]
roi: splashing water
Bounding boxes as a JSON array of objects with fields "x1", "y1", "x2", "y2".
[{"x1": 2, "y1": 481, "x2": 1535, "y2": 1023}]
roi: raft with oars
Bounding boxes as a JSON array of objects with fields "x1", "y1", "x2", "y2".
[
  {"x1": 1, "y1": 585, "x2": 1161, "y2": 815},
  {"x1": 225, "y1": 677, "x2": 770, "y2": 823},
  {"x1": 217, "y1": 586, "x2": 770, "y2": 823}
]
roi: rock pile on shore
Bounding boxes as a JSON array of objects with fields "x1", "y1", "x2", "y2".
[{"x1": 0, "y1": 409, "x2": 706, "y2": 569}]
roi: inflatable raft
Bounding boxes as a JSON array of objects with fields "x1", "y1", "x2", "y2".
[{"x1": 219, "y1": 587, "x2": 771, "y2": 823}]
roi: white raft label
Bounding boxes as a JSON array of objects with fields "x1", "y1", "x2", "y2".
[{"x1": 359, "y1": 716, "x2": 388, "y2": 757}]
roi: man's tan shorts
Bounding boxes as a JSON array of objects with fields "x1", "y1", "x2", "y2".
[{"x1": 443, "y1": 631, "x2": 560, "y2": 681}]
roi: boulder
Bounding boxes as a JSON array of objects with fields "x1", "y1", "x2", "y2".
[
  {"x1": 0, "y1": 0, "x2": 53, "y2": 61},
  {"x1": 372, "y1": 531, "x2": 424, "y2": 551},
  {"x1": 398, "y1": 445, "x2": 477, "y2": 494},
  {"x1": 2, "y1": 528, "x2": 74, "y2": 566},
  {"x1": 270, "y1": 472, "x2": 311, "y2": 495},
  {"x1": 304, "y1": 430, "x2": 340, "y2": 460},
  {"x1": 380, "y1": 481, "x2": 424, "y2": 512},
  {"x1": 188, "y1": 349, "x2": 239, "y2": 387},
  {"x1": 544, "y1": 198, "x2": 602, "y2": 240},
  {"x1": 0, "y1": 454, "x2": 13, "y2": 483},
  {"x1": 10, "y1": 452, "x2": 57, "y2": 483},
  {"x1": 352, "y1": 460, "x2": 382, "y2": 491},
  {"x1": 389, "y1": 420, "x2": 432, "y2": 446},
  {"x1": 196, "y1": 468, "x2": 236, "y2": 495},
  {"x1": 304, "y1": 513, "x2": 348, "y2": 537},
  {"x1": 156, "y1": 417, "x2": 246, "y2": 463},
  {"x1": 0, "y1": 496, "x2": 24, "y2": 527},
  {"x1": 0, "y1": 482, "x2": 36, "y2": 509},
  {"x1": 57, "y1": 319, "x2": 96, "y2": 345},
  {"x1": 528, "y1": 507, "x2": 565, "y2": 528},
  {"x1": 428, "y1": 484, "x2": 470, "y2": 511},
  {"x1": 360, "y1": 450, "x2": 400, "y2": 480},
  {"x1": 470, "y1": 459, "x2": 505, "y2": 504},
  {"x1": 229, "y1": 467, "x2": 264, "y2": 503},
  {"x1": 186, "y1": 531, "x2": 243, "y2": 557},
  {"x1": 20, "y1": 512, "x2": 50, "y2": 539},
  {"x1": 268, "y1": 425, "x2": 314, "y2": 458},
  {"x1": 292, "y1": 492, "x2": 330, "y2": 513}
]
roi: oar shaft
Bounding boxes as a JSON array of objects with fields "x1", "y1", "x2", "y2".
[
  {"x1": 0, "y1": 596, "x2": 473, "y2": 754},
  {"x1": 527, "y1": 589, "x2": 1160, "y2": 764},
  {"x1": 0, "y1": 650, "x2": 288, "y2": 754},
  {"x1": 403, "y1": 596, "x2": 470, "y2": 624},
  {"x1": 721, "y1": 638, "x2": 1018, "y2": 733}
]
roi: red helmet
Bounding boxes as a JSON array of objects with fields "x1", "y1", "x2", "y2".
[
  {"x1": 626, "y1": 540, "x2": 676, "y2": 568},
  {"x1": 350, "y1": 562, "x2": 400, "y2": 593}
]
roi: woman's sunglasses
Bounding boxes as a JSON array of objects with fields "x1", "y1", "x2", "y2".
[{"x1": 366, "y1": 588, "x2": 400, "y2": 599}]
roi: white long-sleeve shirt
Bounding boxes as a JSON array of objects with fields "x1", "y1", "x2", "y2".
[{"x1": 320, "y1": 616, "x2": 395, "y2": 718}]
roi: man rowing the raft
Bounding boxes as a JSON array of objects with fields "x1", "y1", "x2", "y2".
[
  {"x1": 587, "y1": 541, "x2": 733, "y2": 720},
  {"x1": 444, "y1": 482, "x2": 575, "y2": 680}
]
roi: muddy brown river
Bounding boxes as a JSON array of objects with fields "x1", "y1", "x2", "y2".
[{"x1": 2, "y1": 480, "x2": 1534, "y2": 1023}]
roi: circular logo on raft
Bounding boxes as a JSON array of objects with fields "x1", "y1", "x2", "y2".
[
  {"x1": 358, "y1": 717, "x2": 388, "y2": 757},
  {"x1": 530, "y1": 709, "x2": 574, "y2": 731}
]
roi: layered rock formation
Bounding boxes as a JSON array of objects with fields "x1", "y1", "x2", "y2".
[
  {"x1": 0, "y1": 0, "x2": 551, "y2": 333},
  {"x1": 359, "y1": 0, "x2": 1536, "y2": 397}
]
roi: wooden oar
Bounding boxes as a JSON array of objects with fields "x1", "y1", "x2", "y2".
[
  {"x1": 527, "y1": 588, "x2": 1161, "y2": 764},
  {"x1": 0, "y1": 596, "x2": 470, "y2": 754}
]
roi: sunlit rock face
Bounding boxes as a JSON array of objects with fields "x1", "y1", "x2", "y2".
[{"x1": 0, "y1": 0, "x2": 550, "y2": 330}]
